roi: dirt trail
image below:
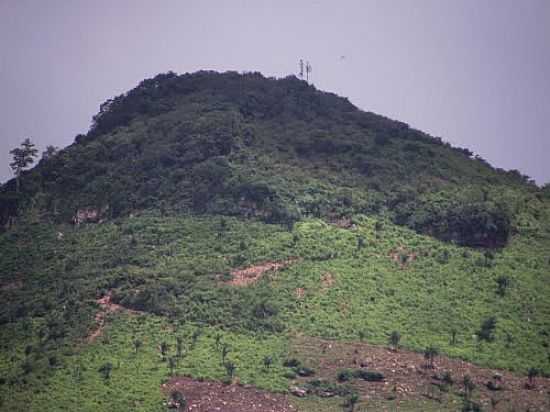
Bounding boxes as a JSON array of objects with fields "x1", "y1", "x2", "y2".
[
  {"x1": 163, "y1": 377, "x2": 296, "y2": 412},
  {"x1": 87, "y1": 292, "x2": 141, "y2": 343},
  {"x1": 227, "y1": 258, "x2": 298, "y2": 286},
  {"x1": 290, "y1": 336, "x2": 550, "y2": 411}
]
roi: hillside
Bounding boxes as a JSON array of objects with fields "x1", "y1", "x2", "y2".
[{"x1": 1, "y1": 71, "x2": 549, "y2": 411}]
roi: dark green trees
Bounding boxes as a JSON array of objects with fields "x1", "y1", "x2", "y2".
[{"x1": 478, "y1": 317, "x2": 497, "y2": 342}]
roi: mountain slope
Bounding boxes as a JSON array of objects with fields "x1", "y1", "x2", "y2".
[
  {"x1": 1, "y1": 71, "x2": 549, "y2": 411},
  {"x1": 1, "y1": 71, "x2": 544, "y2": 246}
]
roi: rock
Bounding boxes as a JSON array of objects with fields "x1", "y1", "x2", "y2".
[
  {"x1": 289, "y1": 386, "x2": 307, "y2": 397},
  {"x1": 72, "y1": 205, "x2": 108, "y2": 225}
]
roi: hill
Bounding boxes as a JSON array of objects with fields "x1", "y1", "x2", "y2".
[{"x1": 1, "y1": 71, "x2": 549, "y2": 411}]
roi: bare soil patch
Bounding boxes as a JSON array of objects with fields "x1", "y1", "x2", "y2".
[
  {"x1": 227, "y1": 259, "x2": 298, "y2": 287},
  {"x1": 290, "y1": 336, "x2": 550, "y2": 411},
  {"x1": 163, "y1": 377, "x2": 296, "y2": 412},
  {"x1": 328, "y1": 217, "x2": 355, "y2": 229},
  {"x1": 87, "y1": 291, "x2": 141, "y2": 343},
  {"x1": 389, "y1": 247, "x2": 417, "y2": 268},
  {"x1": 320, "y1": 272, "x2": 335, "y2": 290}
]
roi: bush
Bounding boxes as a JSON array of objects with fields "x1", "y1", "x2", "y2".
[
  {"x1": 338, "y1": 369, "x2": 384, "y2": 382},
  {"x1": 283, "y1": 358, "x2": 301, "y2": 368},
  {"x1": 295, "y1": 366, "x2": 315, "y2": 377},
  {"x1": 283, "y1": 371, "x2": 297, "y2": 379},
  {"x1": 337, "y1": 369, "x2": 354, "y2": 382},
  {"x1": 355, "y1": 370, "x2": 384, "y2": 382}
]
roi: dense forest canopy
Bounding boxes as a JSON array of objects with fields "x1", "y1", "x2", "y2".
[{"x1": 0, "y1": 71, "x2": 543, "y2": 248}]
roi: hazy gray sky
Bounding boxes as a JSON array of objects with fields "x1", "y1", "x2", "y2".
[{"x1": 1, "y1": 0, "x2": 549, "y2": 184}]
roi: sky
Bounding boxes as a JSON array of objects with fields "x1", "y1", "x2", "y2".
[{"x1": 1, "y1": 0, "x2": 549, "y2": 185}]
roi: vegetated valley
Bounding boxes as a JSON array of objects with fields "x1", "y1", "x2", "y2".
[{"x1": 1, "y1": 71, "x2": 549, "y2": 411}]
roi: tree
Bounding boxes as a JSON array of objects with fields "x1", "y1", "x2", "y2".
[
  {"x1": 160, "y1": 341, "x2": 169, "y2": 361},
  {"x1": 214, "y1": 333, "x2": 222, "y2": 351},
  {"x1": 527, "y1": 367, "x2": 539, "y2": 389},
  {"x1": 9, "y1": 138, "x2": 38, "y2": 193},
  {"x1": 388, "y1": 331, "x2": 401, "y2": 350},
  {"x1": 98, "y1": 362, "x2": 113, "y2": 382},
  {"x1": 41, "y1": 145, "x2": 59, "y2": 160},
  {"x1": 424, "y1": 346, "x2": 439, "y2": 368},
  {"x1": 450, "y1": 328, "x2": 458, "y2": 346},
  {"x1": 224, "y1": 361, "x2": 236, "y2": 381},
  {"x1": 169, "y1": 390, "x2": 186, "y2": 411},
  {"x1": 345, "y1": 393, "x2": 359, "y2": 412},
  {"x1": 478, "y1": 316, "x2": 497, "y2": 342},
  {"x1": 496, "y1": 275, "x2": 510, "y2": 297},
  {"x1": 263, "y1": 355, "x2": 273, "y2": 370},
  {"x1": 168, "y1": 357, "x2": 177, "y2": 376},
  {"x1": 463, "y1": 375, "x2": 475, "y2": 400},
  {"x1": 133, "y1": 339, "x2": 142, "y2": 354},
  {"x1": 176, "y1": 336, "x2": 184, "y2": 360},
  {"x1": 221, "y1": 343, "x2": 230, "y2": 365},
  {"x1": 356, "y1": 236, "x2": 365, "y2": 250}
]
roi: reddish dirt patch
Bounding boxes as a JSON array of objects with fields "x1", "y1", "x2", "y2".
[
  {"x1": 320, "y1": 272, "x2": 335, "y2": 290},
  {"x1": 389, "y1": 247, "x2": 417, "y2": 268},
  {"x1": 227, "y1": 259, "x2": 298, "y2": 287},
  {"x1": 163, "y1": 377, "x2": 296, "y2": 412},
  {"x1": 295, "y1": 288, "x2": 305, "y2": 299},
  {"x1": 290, "y1": 336, "x2": 550, "y2": 411},
  {"x1": 87, "y1": 292, "x2": 141, "y2": 343},
  {"x1": 328, "y1": 217, "x2": 355, "y2": 229}
]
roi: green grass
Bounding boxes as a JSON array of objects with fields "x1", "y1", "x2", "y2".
[
  {"x1": 1, "y1": 212, "x2": 549, "y2": 410},
  {"x1": 1, "y1": 313, "x2": 289, "y2": 411}
]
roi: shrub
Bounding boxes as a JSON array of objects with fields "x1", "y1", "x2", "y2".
[
  {"x1": 337, "y1": 369, "x2": 354, "y2": 382},
  {"x1": 283, "y1": 358, "x2": 301, "y2": 368},
  {"x1": 295, "y1": 366, "x2": 315, "y2": 377},
  {"x1": 355, "y1": 370, "x2": 384, "y2": 382},
  {"x1": 283, "y1": 371, "x2": 297, "y2": 379}
]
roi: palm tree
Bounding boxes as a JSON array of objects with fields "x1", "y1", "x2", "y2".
[
  {"x1": 221, "y1": 343, "x2": 230, "y2": 365},
  {"x1": 176, "y1": 336, "x2": 184, "y2": 359},
  {"x1": 424, "y1": 346, "x2": 439, "y2": 369},
  {"x1": 133, "y1": 339, "x2": 142, "y2": 354},
  {"x1": 160, "y1": 341, "x2": 169, "y2": 361},
  {"x1": 170, "y1": 390, "x2": 186, "y2": 411},
  {"x1": 388, "y1": 331, "x2": 401, "y2": 350},
  {"x1": 168, "y1": 357, "x2": 177, "y2": 376},
  {"x1": 224, "y1": 361, "x2": 236, "y2": 381},
  {"x1": 463, "y1": 375, "x2": 475, "y2": 400},
  {"x1": 345, "y1": 393, "x2": 359, "y2": 412},
  {"x1": 527, "y1": 367, "x2": 539, "y2": 389},
  {"x1": 263, "y1": 355, "x2": 273, "y2": 370}
]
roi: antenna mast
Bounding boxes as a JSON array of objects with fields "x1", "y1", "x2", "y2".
[
  {"x1": 299, "y1": 59, "x2": 304, "y2": 79},
  {"x1": 305, "y1": 61, "x2": 312, "y2": 83}
]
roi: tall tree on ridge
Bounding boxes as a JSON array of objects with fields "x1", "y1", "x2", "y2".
[{"x1": 9, "y1": 138, "x2": 38, "y2": 193}]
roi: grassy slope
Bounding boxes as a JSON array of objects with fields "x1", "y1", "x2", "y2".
[{"x1": 1, "y1": 211, "x2": 549, "y2": 410}]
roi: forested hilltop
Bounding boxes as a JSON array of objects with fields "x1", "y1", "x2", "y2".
[
  {"x1": 2, "y1": 71, "x2": 546, "y2": 246},
  {"x1": 1, "y1": 71, "x2": 549, "y2": 411}
]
